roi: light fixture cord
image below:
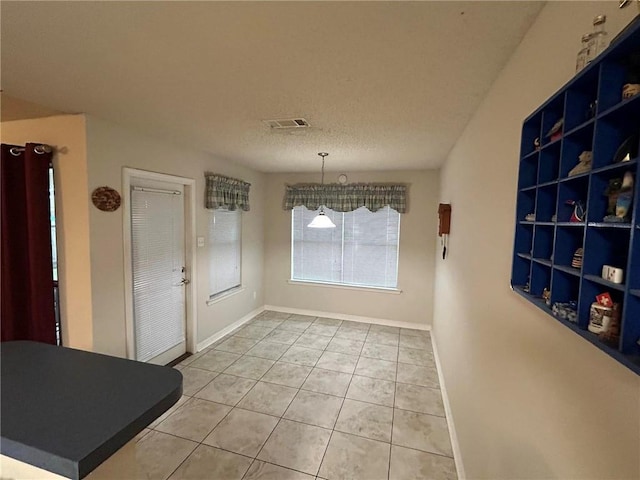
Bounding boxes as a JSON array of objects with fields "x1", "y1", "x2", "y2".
[{"x1": 321, "y1": 157, "x2": 325, "y2": 185}]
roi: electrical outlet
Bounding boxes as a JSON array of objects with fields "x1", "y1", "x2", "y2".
[{"x1": 197, "y1": 236, "x2": 205, "y2": 248}]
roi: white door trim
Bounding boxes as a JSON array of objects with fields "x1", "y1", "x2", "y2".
[{"x1": 122, "y1": 167, "x2": 198, "y2": 361}]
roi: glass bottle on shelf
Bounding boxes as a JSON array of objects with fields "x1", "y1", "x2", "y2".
[
  {"x1": 588, "y1": 15, "x2": 608, "y2": 63},
  {"x1": 575, "y1": 33, "x2": 593, "y2": 72}
]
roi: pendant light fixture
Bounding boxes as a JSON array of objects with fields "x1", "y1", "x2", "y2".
[{"x1": 307, "y1": 152, "x2": 336, "y2": 228}]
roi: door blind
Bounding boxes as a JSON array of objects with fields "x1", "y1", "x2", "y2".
[{"x1": 131, "y1": 189, "x2": 185, "y2": 362}]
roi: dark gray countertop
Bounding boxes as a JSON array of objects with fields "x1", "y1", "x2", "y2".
[{"x1": 1, "y1": 341, "x2": 182, "y2": 479}]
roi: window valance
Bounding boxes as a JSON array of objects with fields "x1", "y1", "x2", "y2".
[
  {"x1": 283, "y1": 183, "x2": 407, "y2": 213},
  {"x1": 205, "y1": 173, "x2": 251, "y2": 211}
]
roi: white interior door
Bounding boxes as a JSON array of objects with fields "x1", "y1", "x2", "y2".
[{"x1": 130, "y1": 179, "x2": 186, "y2": 365}]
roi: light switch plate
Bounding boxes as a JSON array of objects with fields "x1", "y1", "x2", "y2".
[{"x1": 197, "y1": 236, "x2": 205, "y2": 248}]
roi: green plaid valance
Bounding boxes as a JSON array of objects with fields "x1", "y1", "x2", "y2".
[
  {"x1": 205, "y1": 174, "x2": 251, "y2": 211},
  {"x1": 283, "y1": 183, "x2": 407, "y2": 213}
]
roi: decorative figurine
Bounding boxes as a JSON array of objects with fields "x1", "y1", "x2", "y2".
[
  {"x1": 622, "y1": 52, "x2": 640, "y2": 100},
  {"x1": 534, "y1": 137, "x2": 541, "y2": 151},
  {"x1": 566, "y1": 200, "x2": 585, "y2": 222},
  {"x1": 546, "y1": 118, "x2": 564, "y2": 142},
  {"x1": 604, "y1": 172, "x2": 634, "y2": 222},
  {"x1": 612, "y1": 133, "x2": 638, "y2": 163},
  {"x1": 571, "y1": 247, "x2": 584, "y2": 269},
  {"x1": 552, "y1": 301, "x2": 578, "y2": 323},
  {"x1": 525, "y1": 213, "x2": 536, "y2": 221},
  {"x1": 542, "y1": 288, "x2": 551, "y2": 306},
  {"x1": 586, "y1": 100, "x2": 598, "y2": 120},
  {"x1": 568, "y1": 151, "x2": 592, "y2": 177}
]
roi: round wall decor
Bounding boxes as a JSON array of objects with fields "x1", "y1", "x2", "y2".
[
  {"x1": 92, "y1": 186, "x2": 121, "y2": 212},
  {"x1": 338, "y1": 174, "x2": 348, "y2": 184}
]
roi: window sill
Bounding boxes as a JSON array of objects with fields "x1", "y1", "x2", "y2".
[
  {"x1": 288, "y1": 279, "x2": 402, "y2": 295},
  {"x1": 207, "y1": 286, "x2": 245, "y2": 306}
]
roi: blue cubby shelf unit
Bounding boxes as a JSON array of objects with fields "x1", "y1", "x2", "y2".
[{"x1": 511, "y1": 17, "x2": 640, "y2": 375}]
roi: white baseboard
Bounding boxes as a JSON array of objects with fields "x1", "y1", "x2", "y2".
[
  {"x1": 196, "y1": 306, "x2": 265, "y2": 351},
  {"x1": 431, "y1": 333, "x2": 466, "y2": 479},
  {"x1": 264, "y1": 304, "x2": 430, "y2": 331}
]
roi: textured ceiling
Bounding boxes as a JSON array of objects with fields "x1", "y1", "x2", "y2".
[{"x1": 1, "y1": 1, "x2": 543, "y2": 172}]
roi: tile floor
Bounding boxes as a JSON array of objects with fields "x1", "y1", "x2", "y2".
[{"x1": 87, "y1": 311, "x2": 457, "y2": 480}]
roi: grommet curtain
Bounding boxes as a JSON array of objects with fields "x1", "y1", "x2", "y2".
[
  {"x1": 205, "y1": 173, "x2": 251, "y2": 211},
  {"x1": 1, "y1": 143, "x2": 56, "y2": 344},
  {"x1": 283, "y1": 183, "x2": 407, "y2": 213}
]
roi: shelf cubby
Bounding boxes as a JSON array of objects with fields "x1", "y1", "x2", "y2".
[
  {"x1": 511, "y1": 17, "x2": 640, "y2": 375},
  {"x1": 541, "y1": 94, "x2": 566, "y2": 147},
  {"x1": 560, "y1": 124, "x2": 594, "y2": 179}
]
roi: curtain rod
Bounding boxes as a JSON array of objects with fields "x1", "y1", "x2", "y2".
[{"x1": 9, "y1": 144, "x2": 53, "y2": 156}]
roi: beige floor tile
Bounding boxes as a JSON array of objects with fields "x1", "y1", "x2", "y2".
[
  {"x1": 301, "y1": 368, "x2": 352, "y2": 397},
  {"x1": 346, "y1": 375, "x2": 395, "y2": 407},
  {"x1": 180, "y1": 367, "x2": 218, "y2": 396},
  {"x1": 257, "y1": 419, "x2": 331, "y2": 476},
  {"x1": 262, "y1": 361, "x2": 312, "y2": 388},
  {"x1": 314, "y1": 317, "x2": 343, "y2": 327},
  {"x1": 288, "y1": 314, "x2": 317, "y2": 323},
  {"x1": 326, "y1": 337, "x2": 364, "y2": 355},
  {"x1": 223, "y1": 355, "x2": 275, "y2": 380},
  {"x1": 283, "y1": 390, "x2": 343, "y2": 428},
  {"x1": 362, "y1": 343, "x2": 398, "y2": 362},
  {"x1": 154, "y1": 398, "x2": 231, "y2": 442},
  {"x1": 396, "y1": 363, "x2": 440, "y2": 389},
  {"x1": 392, "y1": 409, "x2": 453, "y2": 457},
  {"x1": 194, "y1": 373, "x2": 256, "y2": 406},
  {"x1": 305, "y1": 324, "x2": 339, "y2": 336},
  {"x1": 334, "y1": 327, "x2": 368, "y2": 341},
  {"x1": 189, "y1": 350, "x2": 241, "y2": 372},
  {"x1": 251, "y1": 318, "x2": 285, "y2": 329},
  {"x1": 265, "y1": 329, "x2": 301, "y2": 345},
  {"x1": 398, "y1": 335, "x2": 432, "y2": 350},
  {"x1": 237, "y1": 381, "x2": 298, "y2": 416},
  {"x1": 354, "y1": 357, "x2": 397, "y2": 381},
  {"x1": 294, "y1": 333, "x2": 332, "y2": 350},
  {"x1": 389, "y1": 445, "x2": 457, "y2": 480},
  {"x1": 280, "y1": 346, "x2": 323, "y2": 367},
  {"x1": 395, "y1": 383, "x2": 445, "y2": 416},
  {"x1": 246, "y1": 340, "x2": 290, "y2": 360},
  {"x1": 234, "y1": 324, "x2": 275, "y2": 340},
  {"x1": 366, "y1": 331, "x2": 400, "y2": 347},
  {"x1": 400, "y1": 328, "x2": 430, "y2": 339},
  {"x1": 370, "y1": 325, "x2": 400, "y2": 335},
  {"x1": 398, "y1": 347, "x2": 434, "y2": 367},
  {"x1": 203, "y1": 408, "x2": 278, "y2": 457},
  {"x1": 279, "y1": 319, "x2": 313, "y2": 332},
  {"x1": 214, "y1": 336, "x2": 259, "y2": 354},
  {"x1": 167, "y1": 444, "x2": 252, "y2": 480},
  {"x1": 340, "y1": 321, "x2": 371, "y2": 331},
  {"x1": 87, "y1": 430, "x2": 197, "y2": 480},
  {"x1": 316, "y1": 351, "x2": 359, "y2": 374},
  {"x1": 148, "y1": 395, "x2": 189, "y2": 428},
  {"x1": 318, "y1": 431, "x2": 390, "y2": 480},
  {"x1": 244, "y1": 460, "x2": 315, "y2": 480},
  {"x1": 335, "y1": 399, "x2": 393, "y2": 442}
]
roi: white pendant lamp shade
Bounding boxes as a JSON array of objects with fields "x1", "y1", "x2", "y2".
[
  {"x1": 308, "y1": 207, "x2": 336, "y2": 228},
  {"x1": 308, "y1": 152, "x2": 336, "y2": 228}
]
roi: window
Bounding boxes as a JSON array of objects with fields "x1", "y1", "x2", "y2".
[
  {"x1": 209, "y1": 208, "x2": 241, "y2": 298},
  {"x1": 291, "y1": 206, "x2": 400, "y2": 289}
]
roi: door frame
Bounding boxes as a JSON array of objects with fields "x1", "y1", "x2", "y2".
[{"x1": 122, "y1": 167, "x2": 197, "y2": 361}]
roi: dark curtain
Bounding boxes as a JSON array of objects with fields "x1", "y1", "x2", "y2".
[{"x1": 1, "y1": 143, "x2": 56, "y2": 344}]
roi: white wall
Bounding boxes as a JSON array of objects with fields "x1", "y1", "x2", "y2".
[
  {"x1": 1, "y1": 114, "x2": 94, "y2": 351},
  {"x1": 85, "y1": 116, "x2": 265, "y2": 356},
  {"x1": 264, "y1": 170, "x2": 439, "y2": 326},
  {"x1": 433, "y1": 3, "x2": 640, "y2": 479}
]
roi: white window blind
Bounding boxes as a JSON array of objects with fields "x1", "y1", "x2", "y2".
[
  {"x1": 131, "y1": 189, "x2": 185, "y2": 362},
  {"x1": 292, "y1": 206, "x2": 400, "y2": 288},
  {"x1": 209, "y1": 208, "x2": 242, "y2": 297}
]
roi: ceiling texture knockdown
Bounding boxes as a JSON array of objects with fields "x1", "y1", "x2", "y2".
[{"x1": 1, "y1": 1, "x2": 543, "y2": 172}]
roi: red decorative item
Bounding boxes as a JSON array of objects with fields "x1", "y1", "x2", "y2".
[{"x1": 596, "y1": 292, "x2": 613, "y2": 307}]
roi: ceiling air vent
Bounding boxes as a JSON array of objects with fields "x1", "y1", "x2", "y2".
[{"x1": 263, "y1": 118, "x2": 311, "y2": 129}]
